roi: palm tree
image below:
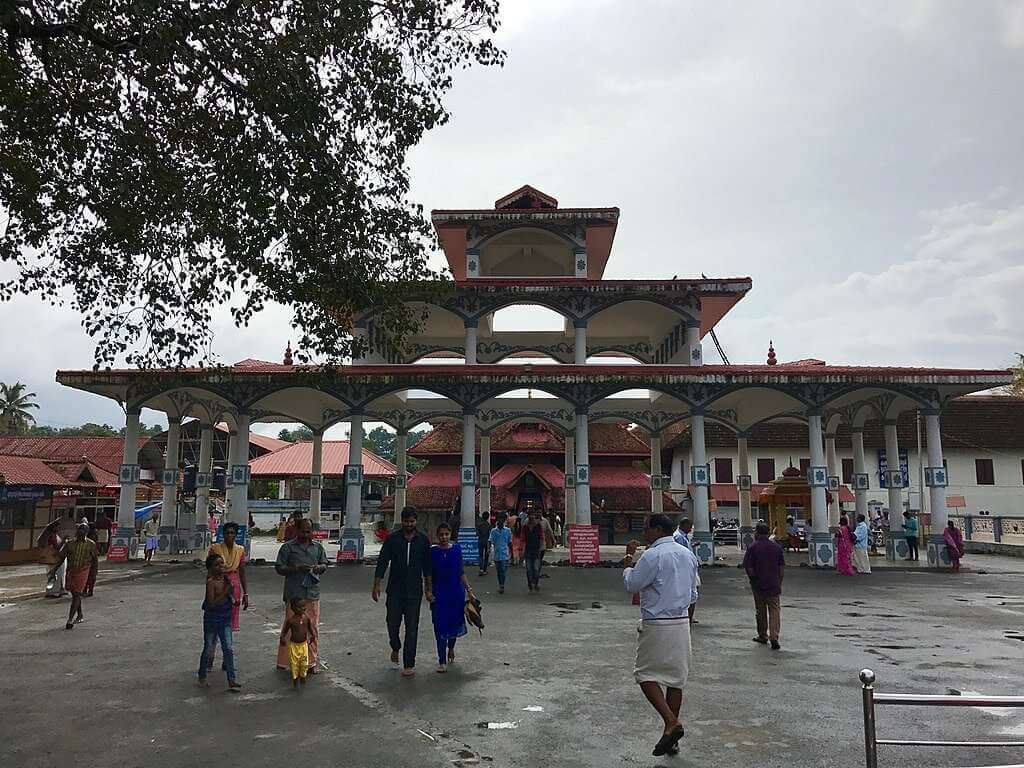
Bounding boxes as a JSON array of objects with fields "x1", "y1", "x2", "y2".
[{"x1": 0, "y1": 382, "x2": 39, "y2": 435}]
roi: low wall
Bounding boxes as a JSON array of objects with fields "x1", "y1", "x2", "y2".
[{"x1": 964, "y1": 541, "x2": 1024, "y2": 558}]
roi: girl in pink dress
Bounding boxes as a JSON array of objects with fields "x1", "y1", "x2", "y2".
[{"x1": 835, "y1": 516, "x2": 856, "y2": 576}]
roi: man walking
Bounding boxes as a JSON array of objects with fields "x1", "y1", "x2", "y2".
[
  {"x1": 275, "y1": 519, "x2": 328, "y2": 674},
  {"x1": 853, "y1": 513, "x2": 872, "y2": 574},
  {"x1": 902, "y1": 511, "x2": 919, "y2": 561},
  {"x1": 488, "y1": 514, "x2": 512, "y2": 594},
  {"x1": 94, "y1": 511, "x2": 111, "y2": 555},
  {"x1": 672, "y1": 518, "x2": 700, "y2": 624},
  {"x1": 522, "y1": 510, "x2": 545, "y2": 592},
  {"x1": 142, "y1": 513, "x2": 160, "y2": 564},
  {"x1": 742, "y1": 523, "x2": 784, "y2": 650},
  {"x1": 373, "y1": 506, "x2": 433, "y2": 677},
  {"x1": 622, "y1": 514, "x2": 699, "y2": 757},
  {"x1": 476, "y1": 512, "x2": 492, "y2": 577},
  {"x1": 48, "y1": 523, "x2": 98, "y2": 630}
]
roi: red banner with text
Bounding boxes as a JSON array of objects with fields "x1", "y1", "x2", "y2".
[{"x1": 568, "y1": 524, "x2": 600, "y2": 565}]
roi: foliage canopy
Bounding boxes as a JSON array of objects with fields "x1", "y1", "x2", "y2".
[{"x1": 0, "y1": 0, "x2": 502, "y2": 367}]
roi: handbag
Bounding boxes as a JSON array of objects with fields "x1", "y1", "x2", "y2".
[{"x1": 464, "y1": 596, "x2": 485, "y2": 635}]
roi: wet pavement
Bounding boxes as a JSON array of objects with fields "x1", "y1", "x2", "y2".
[{"x1": 3, "y1": 550, "x2": 1024, "y2": 768}]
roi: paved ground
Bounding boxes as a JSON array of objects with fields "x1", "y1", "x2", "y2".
[{"x1": 3, "y1": 549, "x2": 1024, "y2": 768}]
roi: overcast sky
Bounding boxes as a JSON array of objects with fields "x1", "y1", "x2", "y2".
[{"x1": 2, "y1": 0, "x2": 1023, "y2": 435}]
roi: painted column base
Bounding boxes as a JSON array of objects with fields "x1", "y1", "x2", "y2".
[
  {"x1": 692, "y1": 531, "x2": 715, "y2": 565},
  {"x1": 808, "y1": 531, "x2": 835, "y2": 568},
  {"x1": 192, "y1": 526, "x2": 212, "y2": 553},
  {"x1": 739, "y1": 526, "x2": 755, "y2": 551},
  {"x1": 885, "y1": 532, "x2": 909, "y2": 561},
  {"x1": 157, "y1": 526, "x2": 177, "y2": 554},
  {"x1": 111, "y1": 530, "x2": 140, "y2": 560},
  {"x1": 340, "y1": 528, "x2": 365, "y2": 560},
  {"x1": 927, "y1": 535, "x2": 952, "y2": 569}
]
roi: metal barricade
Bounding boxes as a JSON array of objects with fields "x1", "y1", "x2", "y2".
[{"x1": 860, "y1": 669, "x2": 1024, "y2": 768}]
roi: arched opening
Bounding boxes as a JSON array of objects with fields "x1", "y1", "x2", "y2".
[{"x1": 479, "y1": 227, "x2": 576, "y2": 277}]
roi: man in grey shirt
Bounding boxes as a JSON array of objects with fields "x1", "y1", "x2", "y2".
[{"x1": 275, "y1": 519, "x2": 328, "y2": 674}]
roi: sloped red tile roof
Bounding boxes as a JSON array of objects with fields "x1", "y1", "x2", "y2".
[
  {"x1": 248, "y1": 441, "x2": 396, "y2": 478},
  {"x1": 0, "y1": 436, "x2": 153, "y2": 474},
  {"x1": 489, "y1": 462, "x2": 565, "y2": 490},
  {"x1": 0, "y1": 456, "x2": 75, "y2": 486},
  {"x1": 409, "y1": 421, "x2": 649, "y2": 457},
  {"x1": 45, "y1": 459, "x2": 119, "y2": 487}
]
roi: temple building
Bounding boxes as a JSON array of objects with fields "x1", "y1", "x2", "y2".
[
  {"x1": 386, "y1": 420, "x2": 677, "y2": 542},
  {"x1": 54, "y1": 185, "x2": 1012, "y2": 567}
]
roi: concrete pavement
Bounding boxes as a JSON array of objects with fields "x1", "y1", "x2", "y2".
[{"x1": 3, "y1": 551, "x2": 1024, "y2": 768}]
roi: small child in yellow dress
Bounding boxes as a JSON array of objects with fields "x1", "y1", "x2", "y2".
[{"x1": 279, "y1": 596, "x2": 316, "y2": 688}]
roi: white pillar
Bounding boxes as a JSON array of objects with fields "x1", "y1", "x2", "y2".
[
  {"x1": 852, "y1": 427, "x2": 869, "y2": 527},
  {"x1": 464, "y1": 321, "x2": 478, "y2": 365},
  {"x1": 884, "y1": 419, "x2": 905, "y2": 560},
  {"x1": 226, "y1": 414, "x2": 249, "y2": 524},
  {"x1": 684, "y1": 322, "x2": 702, "y2": 366},
  {"x1": 195, "y1": 424, "x2": 214, "y2": 522},
  {"x1": 650, "y1": 433, "x2": 664, "y2": 515},
  {"x1": 738, "y1": 435, "x2": 753, "y2": 549},
  {"x1": 825, "y1": 432, "x2": 840, "y2": 528},
  {"x1": 114, "y1": 409, "x2": 142, "y2": 555},
  {"x1": 460, "y1": 411, "x2": 476, "y2": 524},
  {"x1": 394, "y1": 431, "x2": 408, "y2": 521},
  {"x1": 564, "y1": 435, "x2": 576, "y2": 525},
  {"x1": 343, "y1": 415, "x2": 365, "y2": 558},
  {"x1": 161, "y1": 420, "x2": 180, "y2": 531},
  {"x1": 807, "y1": 412, "x2": 832, "y2": 567},
  {"x1": 479, "y1": 434, "x2": 491, "y2": 519},
  {"x1": 670, "y1": 447, "x2": 685, "y2": 504},
  {"x1": 309, "y1": 429, "x2": 323, "y2": 525},
  {"x1": 573, "y1": 321, "x2": 587, "y2": 365},
  {"x1": 278, "y1": 478, "x2": 289, "y2": 500},
  {"x1": 924, "y1": 411, "x2": 951, "y2": 568},
  {"x1": 575, "y1": 411, "x2": 592, "y2": 525},
  {"x1": 690, "y1": 413, "x2": 713, "y2": 563}
]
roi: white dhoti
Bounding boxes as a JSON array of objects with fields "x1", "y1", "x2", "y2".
[
  {"x1": 633, "y1": 617, "x2": 691, "y2": 689},
  {"x1": 853, "y1": 548, "x2": 871, "y2": 574}
]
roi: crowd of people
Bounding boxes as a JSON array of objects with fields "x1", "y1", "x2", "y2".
[{"x1": 36, "y1": 499, "x2": 969, "y2": 756}]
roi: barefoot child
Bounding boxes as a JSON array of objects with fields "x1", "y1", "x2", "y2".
[
  {"x1": 280, "y1": 596, "x2": 316, "y2": 688},
  {"x1": 198, "y1": 553, "x2": 242, "y2": 691}
]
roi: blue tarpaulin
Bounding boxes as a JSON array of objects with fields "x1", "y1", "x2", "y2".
[{"x1": 134, "y1": 501, "x2": 162, "y2": 520}]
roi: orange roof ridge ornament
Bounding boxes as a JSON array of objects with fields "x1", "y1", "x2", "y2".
[
  {"x1": 283, "y1": 340, "x2": 293, "y2": 366},
  {"x1": 494, "y1": 185, "x2": 558, "y2": 210},
  {"x1": 767, "y1": 340, "x2": 777, "y2": 366}
]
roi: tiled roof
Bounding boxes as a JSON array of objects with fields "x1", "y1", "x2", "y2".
[
  {"x1": 0, "y1": 436, "x2": 154, "y2": 474},
  {"x1": 0, "y1": 456, "x2": 75, "y2": 486},
  {"x1": 385, "y1": 460, "x2": 678, "y2": 513},
  {"x1": 660, "y1": 396, "x2": 1024, "y2": 452},
  {"x1": 489, "y1": 462, "x2": 565, "y2": 490},
  {"x1": 215, "y1": 424, "x2": 291, "y2": 454},
  {"x1": 45, "y1": 459, "x2": 119, "y2": 487},
  {"x1": 409, "y1": 421, "x2": 649, "y2": 457},
  {"x1": 248, "y1": 441, "x2": 396, "y2": 478}
]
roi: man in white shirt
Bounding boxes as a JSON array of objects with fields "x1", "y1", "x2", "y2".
[
  {"x1": 623, "y1": 514, "x2": 700, "y2": 757},
  {"x1": 672, "y1": 517, "x2": 701, "y2": 624}
]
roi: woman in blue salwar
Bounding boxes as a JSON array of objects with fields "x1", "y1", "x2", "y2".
[{"x1": 429, "y1": 522, "x2": 476, "y2": 673}]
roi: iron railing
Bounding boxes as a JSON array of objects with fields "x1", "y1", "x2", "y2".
[{"x1": 860, "y1": 669, "x2": 1024, "y2": 768}]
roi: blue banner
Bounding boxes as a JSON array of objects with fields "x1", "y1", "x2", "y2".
[
  {"x1": 877, "y1": 449, "x2": 909, "y2": 488},
  {"x1": 215, "y1": 523, "x2": 247, "y2": 546},
  {"x1": 457, "y1": 527, "x2": 479, "y2": 565}
]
